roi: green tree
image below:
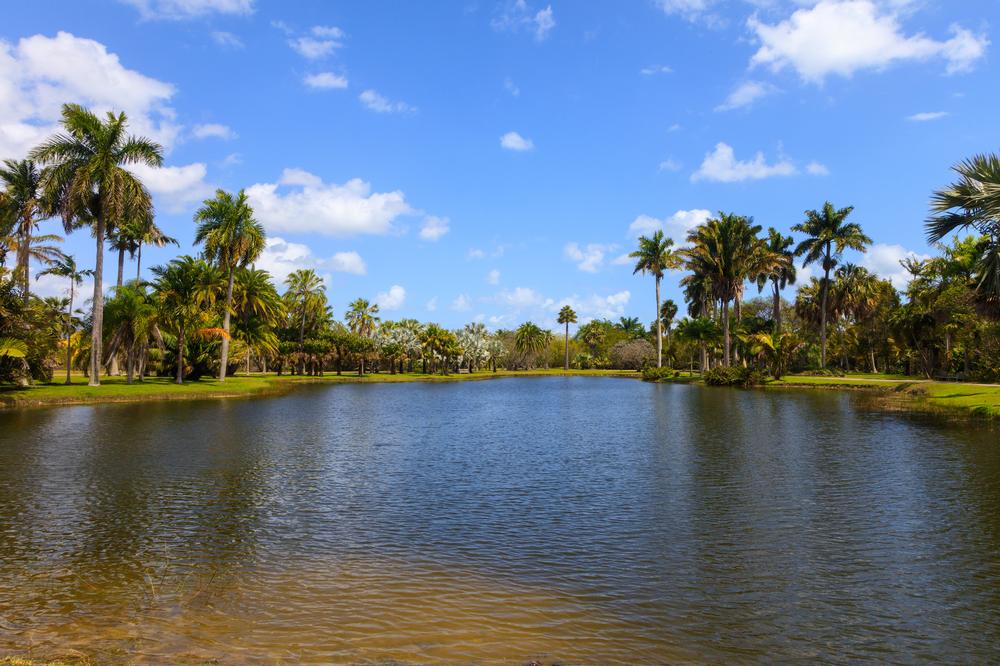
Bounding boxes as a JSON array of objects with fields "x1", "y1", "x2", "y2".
[
  {"x1": 659, "y1": 299, "x2": 678, "y2": 348},
  {"x1": 104, "y1": 282, "x2": 159, "y2": 384},
  {"x1": 629, "y1": 229, "x2": 679, "y2": 368},
  {"x1": 284, "y1": 269, "x2": 327, "y2": 374},
  {"x1": 194, "y1": 189, "x2": 266, "y2": 381},
  {"x1": 346, "y1": 298, "x2": 380, "y2": 374},
  {"x1": 0, "y1": 159, "x2": 46, "y2": 302},
  {"x1": 756, "y1": 227, "x2": 797, "y2": 334},
  {"x1": 31, "y1": 103, "x2": 163, "y2": 386},
  {"x1": 792, "y1": 202, "x2": 871, "y2": 368},
  {"x1": 36, "y1": 254, "x2": 93, "y2": 384},
  {"x1": 151, "y1": 256, "x2": 221, "y2": 384},
  {"x1": 514, "y1": 321, "x2": 549, "y2": 367},
  {"x1": 557, "y1": 305, "x2": 577, "y2": 370}
]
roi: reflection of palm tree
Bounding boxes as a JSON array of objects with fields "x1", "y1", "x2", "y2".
[
  {"x1": 31, "y1": 103, "x2": 163, "y2": 385},
  {"x1": 36, "y1": 254, "x2": 93, "y2": 383},
  {"x1": 557, "y1": 305, "x2": 577, "y2": 370}
]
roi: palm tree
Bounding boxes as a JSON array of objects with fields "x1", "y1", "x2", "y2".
[
  {"x1": 927, "y1": 153, "x2": 1000, "y2": 315},
  {"x1": 675, "y1": 316, "x2": 721, "y2": 373},
  {"x1": 194, "y1": 189, "x2": 266, "y2": 381},
  {"x1": 557, "y1": 305, "x2": 577, "y2": 370},
  {"x1": 792, "y1": 202, "x2": 871, "y2": 368},
  {"x1": 36, "y1": 254, "x2": 93, "y2": 383},
  {"x1": 346, "y1": 297, "x2": 380, "y2": 375},
  {"x1": 617, "y1": 316, "x2": 644, "y2": 338},
  {"x1": 233, "y1": 267, "x2": 284, "y2": 373},
  {"x1": 660, "y1": 299, "x2": 678, "y2": 348},
  {"x1": 757, "y1": 228, "x2": 797, "y2": 334},
  {"x1": 284, "y1": 269, "x2": 327, "y2": 374},
  {"x1": 151, "y1": 256, "x2": 221, "y2": 384},
  {"x1": 104, "y1": 282, "x2": 159, "y2": 384},
  {"x1": 685, "y1": 213, "x2": 776, "y2": 366},
  {"x1": 629, "y1": 229, "x2": 679, "y2": 368},
  {"x1": 134, "y1": 217, "x2": 177, "y2": 280},
  {"x1": 514, "y1": 321, "x2": 548, "y2": 367},
  {"x1": 31, "y1": 103, "x2": 163, "y2": 386},
  {"x1": 0, "y1": 159, "x2": 45, "y2": 302}
]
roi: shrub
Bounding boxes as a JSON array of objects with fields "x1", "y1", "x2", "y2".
[
  {"x1": 641, "y1": 366, "x2": 675, "y2": 382},
  {"x1": 703, "y1": 366, "x2": 767, "y2": 387},
  {"x1": 608, "y1": 339, "x2": 656, "y2": 370}
]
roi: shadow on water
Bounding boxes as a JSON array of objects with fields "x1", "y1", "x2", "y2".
[{"x1": 0, "y1": 377, "x2": 998, "y2": 663}]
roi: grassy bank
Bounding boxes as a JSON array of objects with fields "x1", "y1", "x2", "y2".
[{"x1": 0, "y1": 368, "x2": 640, "y2": 409}]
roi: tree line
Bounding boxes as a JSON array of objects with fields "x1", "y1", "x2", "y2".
[{"x1": 2, "y1": 103, "x2": 999, "y2": 385}]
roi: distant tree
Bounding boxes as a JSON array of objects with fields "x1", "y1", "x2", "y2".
[{"x1": 557, "y1": 305, "x2": 577, "y2": 370}]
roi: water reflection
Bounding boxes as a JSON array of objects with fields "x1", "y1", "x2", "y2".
[{"x1": 1, "y1": 378, "x2": 998, "y2": 663}]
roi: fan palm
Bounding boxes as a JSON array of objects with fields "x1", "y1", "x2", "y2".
[
  {"x1": 194, "y1": 189, "x2": 266, "y2": 381},
  {"x1": 30, "y1": 103, "x2": 163, "y2": 386},
  {"x1": 792, "y1": 202, "x2": 871, "y2": 368},
  {"x1": 0, "y1": 159, "x2": 45, "y2": 302},
  {"x1": 557, "y1": 305, "x2": 577, "y2": 370},
  {"x1": 36, "y1": 255, "x2": 93, "y2": 383},
  {"x1": 629, "y1": 229, "x2": 679, "y2": 367}
]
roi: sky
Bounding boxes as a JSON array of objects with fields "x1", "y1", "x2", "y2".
[{"x1": 2, "y1": 0, "x2": 998, "y2": 331}]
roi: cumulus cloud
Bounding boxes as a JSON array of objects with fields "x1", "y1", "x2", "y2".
[
  {"x1": 359, "y1": 89, "x2": 415, "y2": 114},
  {"x1": 692, "y1": 142, "x2": 797, "y2": 183},
  {"x1": 627, "y1": 209, "x2": 712, "y2": 246},
  {"x1": 289, "y1": 36, "x2": 340, "y2": 59},
  {"x1": 659, "y1": 158, "x2": 682, "y2": 172},
  {"x1": 0, "y1": 32, "x2": 180, "y2": 160},
  {"x1": 556, "y1": 291, "x2": 631, "y2": 322},
  {"x1": 376, "y1": 285, "x2": 406, "y2": 311},
  {"x1": 806, "y1": 161, "x2": 830, "y2": 176},
  {"x1": 451, "y1": 294, "x2": 471, "y2": 311},
  {"x1": 496, "y1": 287, "x2": 550, "y2": 310},
  {"x1": 127, "y1": 162, "x2": 214, "y2": 212},
  {"x1": 419, "y1": 215, "x2": 450, "y2": 241},
  {"x1": 487, "y1": 269, "x2": 501, "y2": 285},
  {"x1": 907, "y1": 111, "x2": 949, "y2": 122},
  {"x1": 862, "y1": 242, "x2": 930, "y2": 289},
  {"x1": 255, "y1": 237, "x2": 366, "y2": 287},
  {"x1": 716, "y1": 80, "x2": 779, "y2": 111},
  {"x1": 564, "y1": 242, "x2": 614, "y2": 273},
  {"x1": 492, "y1": 1, "x2": 555, "y2": 41},
  {"x1": 749, "y1": 1, "x2": 989, "y2": 83},
  {"x1": 210, "y1": 31, "x2": 244, "y2": 49},
  {"x1": 192, "y1": 123, "x2": 236, "y2": 140},
  {"x1": 467, "y1": 248, "x2": 486, "y2": 260},
  {"x1": 426, "y1": 297, "x2": 438, "y2": 312},
  {"x1": 246, "y1": 168, "x2": 412, "y2": 236},
  {"x1": 500, "y1": 131, "x2": 534, "y2": 151},
  {"x1": 303, "y1": 72, "x2": 348, "y2": 90},
  {"x1": 120, "y1": 0, "x2": 253, "y2": 19}
]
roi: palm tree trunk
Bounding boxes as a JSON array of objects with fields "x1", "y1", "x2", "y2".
[
  {"x1": 126, "y1": 346, "x2": 135, "y2": 384},
  {"x1": 820, "y1": 246, "x2": 830, "y2": 369},
  {"x1": 117, "y1": 247, "x2": 125, "y2": 288},
  {"x1": 218, "y1": 267, "x2": 235, "y2": 382},
  {"x1": 655, "y1": 276, "x2": 662, "y2": 368},
  {"x1": 17, "y1": 218, "x2": 30, "y2": 304},
  {"x1": 722, "y1": 299, "x2": 731, "y2": 367},
  {"x1": 89, "y1": 214, "x2": 105, "y2": 386},
  {"x1": 175, "y1": 326, "x2": 185, "y2": 384},
  {"x1": 772, "y1": 278, "x2": 782, "y2": 334},
  {"x1": 298, "y1": 309, "x2": 306, "y2": 374},
  {"x1": 65, "y1": 281, "x2": 74, "y2": 384},
  {"x1": 136, "y1": 243, "x2": 142, "y2": 281},
  {"x1": 563, "y1": 322, "x2": 569, "y2": 370}
]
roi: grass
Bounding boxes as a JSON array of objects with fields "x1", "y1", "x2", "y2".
[{"x1": 0, "y1": 368, "x2": 640, "y2": 409}]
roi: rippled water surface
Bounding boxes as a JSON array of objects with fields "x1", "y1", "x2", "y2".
[{"x1": 1, "y1": 377, "x2": 1000, "y2": 664}]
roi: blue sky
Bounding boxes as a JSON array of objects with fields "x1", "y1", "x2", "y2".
[{"x1": 2, "y1": 0, "x2": 997, "y2": 330}]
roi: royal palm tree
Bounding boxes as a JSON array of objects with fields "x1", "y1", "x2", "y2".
[
  {"x1": 757, "y1": 227, "x2": 797, "y2": 334},
  {"x1": 284, "y1": 269, "x2": 327, "y2": 374},
  {"x1": 557, "y1": 305, "x2": 577, "y2": 370},
  {"x1": 194, "y1": 189, "x2": 266, "y2": 381},
  {"x1": 0, "y1": 159, "x2": 45, "y2": 302},
  {"x1": 151, "y1": 256, "x2": 221, "y2": 384},
  {"x1": 36, "y1": 254, "x2": 93, "y2": 383},
  {"x1": 629, "y1": 229, "x2": 679, "y2": 367},
  {"x1": 134, "y1": 217, "x2": 177, "y2": 280},
  {"x1": 792, "y1": 202, "x2": 871, "y2": 368},
  {"x1": 31, "y1": 103, "x2": 163, "y2": 386}
]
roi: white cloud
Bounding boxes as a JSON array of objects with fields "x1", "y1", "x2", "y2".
[
  {"x1": 376, "y1": 285, "x2": 406, "y2": 311},
  {"x1": 0, "y1": 32, "x2": 180, "y2": 160},
  {"x1": 487, "y1": 269, "x2": 501, "y2": 285},
  {"x1": 492, "y1": 1, "x2": 556, "y2": 41},
  {"x1": 359, "y1": 89, "x2": 415, "y2": 114},
  {"x1": 467, "y1": 248, "x2": 486, "y2": 260},
  {"x1": 496, "y1": 287, "x2": 550, "y2": 309},
  {"x1": 749, "y1": 1, "x2": 989, "y2": 83},
  {"x1": 862, "y1": 242, "x2": 930, "y2": 289},
  {"x1": 419, "y1": 215, "x2": 450, "y2": 241},
  {"x1": 659, "y1": 158, "x2": 682, "y2": 172},
  {"x1": 557, "y1": 290, "x2": 631, "y2": 322},
  {"x1": 120, "y1": 0, "x2": 253, "y2": 19},
  {"x1": 192, "y1": 123, "x2": 236, "y2": 140},
  {"x1": 255, "y1": 237, "x2": 367, "y2": 286},
  {"x1": 127, "y1": 162, "x2": 214, "y2": 212},
  {"x1": 210, "y1": 31, "x2": 244, "y2": 49},
  {"x1": 907, "y1": 111, "x2": 949, "y2": 122},
  {"x1": 311, "y1": 25, "x2": 345, "y2": 39},
  {"x1": 304, "y1": 72, "x2": 349, "y2": 90},
  {"x1": 504, "y1": 76, "x2": 520, "y2": 96},
  {"x1": 328, "y1": 251, "x2": 367, "y2": 276},
  {"x1": 33, "y1": 270, "x2": 93, "y2": 301},
  {"x1": 246, "y1": 169, "x2": 412, "y2": 236},
  {"x1": 692, "y1": 142, "x2": 797, "y2": 183},
  {"x1": 500, "y1": 131, "x2": 534, "y2": 151},
  {"x1": 654, "y1": 0, "x2": 723, "y2": 26},
  {"x1": 451, "y1": 294, "x2": 471, "y2": 311},
  {"x1": 716, "y1": 80, "x2": 778, "y2": 111},
  {"x1": 641, "y1": 64, "x2": 673, "y2": 75},
  {"x1": 289, "y1": 36, "x2": 340, "y2": 59},
  {"x1": 806, "y1": 161, "x2": 830, "y2": 176},
  {"x1": 426, "y1": 297, "x2": 438, "y2": 312},
  {"x1": 564, "y1": 242, "x2": 614, "y2": 273},
  {"x1": 627, "y1": 209, "x2": 712, "y2": 245}
]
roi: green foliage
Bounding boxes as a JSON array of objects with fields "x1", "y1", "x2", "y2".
[{"x1": 704, "y1": 366, "x2": 767, "y2": 387}]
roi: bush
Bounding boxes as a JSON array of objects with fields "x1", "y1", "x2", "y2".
[
  {"x1": 608, "y1": 339, "x2": 656, "y2": 370},
  {"x1": 642, "y1": 366, "x2": 680, "y2": 382},
  {"x1": 703, "y1": 366, "x2": 767, "y2": 387}
]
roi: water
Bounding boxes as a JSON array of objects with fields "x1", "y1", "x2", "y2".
[{"x1": 1, "y1": 377, "x2": 999, "y2": 664}]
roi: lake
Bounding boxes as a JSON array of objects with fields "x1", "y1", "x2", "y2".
[{"x1": 1, "y1": 377, "x2": 999, "y2": 663}]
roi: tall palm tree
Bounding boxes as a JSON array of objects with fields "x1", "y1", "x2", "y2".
[
  {"x1": 233, "y1": 267, "x2": 284, "y2": 373},
  {"x1": 194, "y1": 189, "x2": 266, "y2": 381},
  {"x1": 0, "y1": 159, "x2": 45, "y2": 302},
  {"x1": 629, "y1": 229, "x2": 679, "y2": 368},
  {"x1": 557, "y1": 305, "x2": 577, "y2": 370},
  {"x1": 792, "y1": 202, "x2": 871, "y2": 368},
  {"x1": 660, "y1": 299, "x2": 678, "y2": 348},
  {"x1": 151, "y1": 256, "x2": 221, "y2": 384},
  {"x1": 36, "y1": 254, "x2": 93, "y2": 384},
  {"x1": 346, "y1": 297, "x2": 380, "y2": 375},
  {"x1": 685, "y1": 213, "x2": 776, "y2": 366},
  {"x1": 134, "y1": 217, "x2": 177, "y2": 280},
  {"x1": 104, "y1": 282, "x2": 159, "y2": 384},
  {"x1": 31, "y1": 103, "x2": 163, "y2": 386},
  {"x1": 927, "y1": 153, "x2": 1000, "y2": 316},
  {"x1": 756, "y1": 227, "x2": 797, "y2": 334},
  {"x1": 284, "y1": 269, "x2": 327, "y2": 374}
]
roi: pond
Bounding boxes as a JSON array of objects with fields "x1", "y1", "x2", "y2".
[{"x1": 1, "y1": 377, "x2": 998, "y2": 663}]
